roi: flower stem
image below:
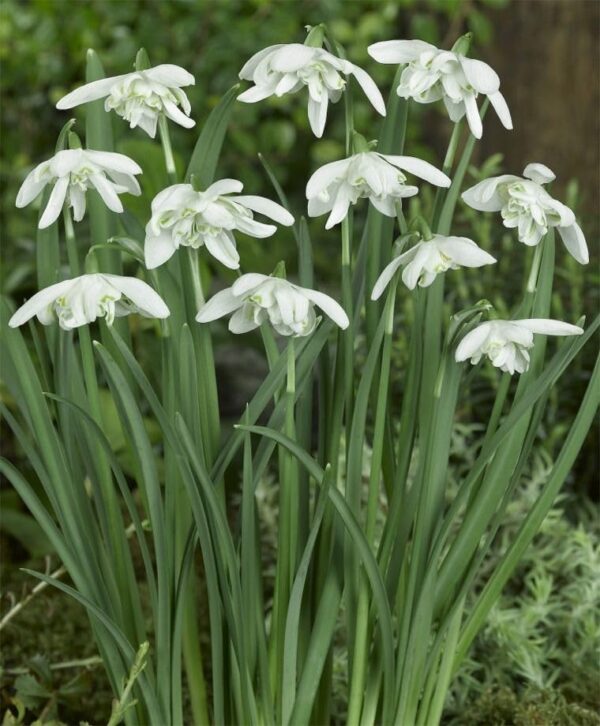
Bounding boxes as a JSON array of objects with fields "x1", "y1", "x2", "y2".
[
  {"x1": 526, "y1": 243, "x2": 544, "y2": 293},
  {"x1": 63, "y1": 208, "x2": 80, "y2": 275},
  {"x1": 158, "y1": 115, "x2": 178, "y2": 185},
  {"x1": 347, "y1": 280, "x2": 397, "y2": 726},
  {"x1": 271, "y1": 337, "x2": 297, "y2": 720}
]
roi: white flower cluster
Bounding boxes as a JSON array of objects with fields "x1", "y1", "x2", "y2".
[{"x1": 11, "y1": 31, "x2": 587, "y2": 364}]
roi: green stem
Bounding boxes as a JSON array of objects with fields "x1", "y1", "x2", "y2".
[
  {"x1": 158, "y1": 115, "x2": 178, "y2": 185},
  {"x1": 271, "y1": 338, "x2": 297, "y2": 721},
  {"x1": 347, "y1": 280, "x2": 397, "y2": 726}
]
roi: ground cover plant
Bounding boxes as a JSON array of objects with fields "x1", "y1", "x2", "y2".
[{"x1": 1, "y1": 14, "x2": 598, "y2": 726}]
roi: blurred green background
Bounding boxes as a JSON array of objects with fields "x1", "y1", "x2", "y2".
[{"x1": 1, "y1": 1, "x2": 598, "y2": 723}]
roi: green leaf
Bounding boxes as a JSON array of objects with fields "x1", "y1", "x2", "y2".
[{"x1": 185, "y1": 84, "x2": 240, "y2": 188}]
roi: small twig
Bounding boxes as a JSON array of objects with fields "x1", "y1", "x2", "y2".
[
  {"x1": 107, "y1": 642, "x2": 150, "y2": 726},
  {"x1": 4, "y1": 655, "x2": 103, "y2": 676},
  {"x1": 0, "y1": 561, "x2": 65, "y2": 631},
  {"x1": 0, "y1": 521, "x2": 146, "y2": 631}
]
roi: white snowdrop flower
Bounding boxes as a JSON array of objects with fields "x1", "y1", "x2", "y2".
[
  {"x1": 144, "y1": 179, "x2": 294, "y2": 270},
  {"x1": 16, "y1": 149, "x2": 142, "y2": 229},
  {"x1": 57, "y1": 64, "x2": 195, "y2": 138},
  {"x1": 371, "y1": 234, "x2": 496, "y2": 297},
  {"x1": 368, "y1": 39, "x2": 512, "y2": 139},
  {"x1": 462, "y1": 163, "x2": 588, "y2": 264},
  {"x1": 455, "y1": 318, "x2": 583, "y2": 375},
  {"x1": 306, "y1": 151, "x2": 450, "y2": 229},
  {"x1": 238, "y1": 42, "x2": 386, "y2": 137},
  {"x1": 9, "y1": 274, "x2": 169, "y2": 330},
  {"x1": 196, "y1": 273, "x2": 349, "y2": 337}
]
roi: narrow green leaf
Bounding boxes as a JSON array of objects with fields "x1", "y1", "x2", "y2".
[{"x1": 185, "y1": 84, "x2": 240, "y2": 187}]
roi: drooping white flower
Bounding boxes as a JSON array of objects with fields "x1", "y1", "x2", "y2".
[
  {"x1": 368, "y1": 39, "x2": 512, "y2": 139},
  {"x1": 9, "y1": 274, "x2": 169, "y2": 330},
  {"x1": 16, "y1": 149, "x2": 142, "y2": 229},
  {"x1": 455, "y1": 318, "x2": 583, "y2": 375},
  {"x1": 306, "y1": 151, "x2": 451, "y2": 229},
  {"x1": 238, "y1": 43, "x2": 386, "y2": 137},
  {"x1": 144, "y1": 179, "x2": 294, "y2": 270},
  {"x1": 57, "y1": 64, "x2": 195, "y2": 138},
  {"x1": 462, "y1": 163, "x2": 588, "y2": 264},
  {"x1": 196, "y1": 273, "x2": 348, "y2": 337},
  {"x1": 372, "y1": 234, "x2": 496, "y2": 297}
]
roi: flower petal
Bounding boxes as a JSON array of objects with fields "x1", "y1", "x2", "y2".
[
  {"x1": 39, "y1": 176, "x2": 69, "y2": 229},
  {"x1": 163, "y1": 99, "x2": 196, "y2": 129},
  {"x1": 350, "y1": 64, "x2": 386, "y2": 116},
  {"x1": 463, "y1": 93, "x2": 482, "y2": 139},
  {"x1": 488, "y1": 91, "x2": 513, "y2": 131},
  {"x1": 461, "y1": 175, "x2": 519, "y2": 212},
  {"x1": 301, "y1": 288, "x2": 349, "y2": 329},
  {"x1": 459, "y1": 57, "x2": 500, "y2": 94},
  {"x1": 90, "y1": 174, "x2": 124, "y2": 213},
  {"x1": 307, "y1": 94, "x2": 329, "y2": 138},
  {"x1": 144, "y1": 229, "x2": 176, "y2": 269},
  {"x1": 556, "y1": 222, "x2": 589, "y2": 265},
  {"x1": 455, "y1": 322, "x2": 492, "y2": 362},
  {"x1": 196, "y1": 287, "x2": 243, "y2": 322},
  {"x1": 437, "y1": 236, "x2": 497, "y2": 267},
  {"x1": 523, "y1": 162, "x2": 555, "y2": 184},
  {"x1": 204, "y1": 179, "x2": 244, "y2": 198},
  {"x1": 325, "y1": 190, "x2": 351, "y2": 229},
  {"x1": 239, "y1": 45, "x2": 284, "y2": 79},
  {"x1": 231, "y1": 195, "x2": 294, "y2": 226},
  {"x1": 85, "y1": 150, "x2": 142, "y2": 176},
  {"x1": 381, "y1": 154, "x2": 451, "y2": 187},
  {"x1": 514, "y1": 318, "x2": 583, "y2": 336},
  {"x1": 270, "y1": 44, "x2": 315, "y2": 73},
  {"x1": 237, "y1": 85, "x2": 278, "y2": 103},
  {"x1": 371, "y1": 256, "x2": 403, "y2": 300},
  {"x1": 16, "y1": 166, "x2": 48, "y2": 208},
  {"x1": 229, "y1": 305, "x2": 260, "y2": 333},
  {"x1": 204, "y1": 232, "x2": 240, "y2": 269},
  {"x1": 9, "y1": 278, "x2": 75, "y2": 327},
  {"x1": 368, "y1": 39, "x2": 436, "y2": 64},
  {"x1": 232, "y1": 273, "x2": 270, "y2": 297},
  {"x1": 144, "y1": 64, "x2": 195, "y2": 87},
  {"x1": 306, "y1": 159, "x2": 351, "y2": 199},
  {"x1": 56, "y1": 75, "x2": 127, "y2": 109},
  {"x1": 103, "y1": 274, "x2": 170, "y2": 318}
]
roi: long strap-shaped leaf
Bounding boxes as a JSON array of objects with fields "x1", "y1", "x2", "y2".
[
  {"x1": 454, "y1": 347, "x2": 600, "y2": 669},
  {"x1": 237, "y1": 425, "x2": 397, "y2": 724}
]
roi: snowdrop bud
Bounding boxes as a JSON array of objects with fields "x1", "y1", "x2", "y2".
[
  {"x1": 196, "y1": 273, "x2": 349, "y2": 338},
  {"x1": 462, "y1": 164, "x2": 588, "y2": 264},
  {"x1": 455, "y1": 318, "x2": 583, "y2": 375},
  {"x1": 9, "y1": 274, "x2": 169, "y2": 330}
]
